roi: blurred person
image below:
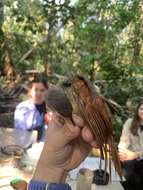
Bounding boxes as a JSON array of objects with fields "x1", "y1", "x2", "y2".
[
  {"x1": 118, "y1": 100, "x2": 143, "y2": 186},
  {"x1": 14, "y1": 75, "x2": 48, "y2": 142}
]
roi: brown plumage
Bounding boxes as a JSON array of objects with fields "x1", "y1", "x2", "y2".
[
  {"x1": 62, "y1": 75, "x2": 122, "y2": 179},
  {"x1": 46, "y1": 76, "x2": 122, "y2": 180}
]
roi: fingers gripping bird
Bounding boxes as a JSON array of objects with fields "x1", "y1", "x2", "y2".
[{"x1": 46, "y1": 75, "x2": 122, "y2": 181}]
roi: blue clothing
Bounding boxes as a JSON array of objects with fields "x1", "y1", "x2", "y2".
[
  {"x1": 28, "y1": 180, "x2": 71, "y2": 190},
  {"x1": 14, "y1": 100, "x2": 46, "y2": 141}
]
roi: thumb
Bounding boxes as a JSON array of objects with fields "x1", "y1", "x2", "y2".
[
  {"x1": 58, "y1": 119, "x2": 80, "y2": 146},
  {"x1": 46, "y1": 114, "x2": 81, "y2": 147}
]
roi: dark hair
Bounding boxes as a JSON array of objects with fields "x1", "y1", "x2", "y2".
[
  {"x1": 28, "y1": 74, "x2": 48, "y2": 89},
  {"x1": 46, "y1": 87, "x2": 72, "y2": 118},
  {"x1": 130, "y1": 100, "x2": 143, "y2": 136}
]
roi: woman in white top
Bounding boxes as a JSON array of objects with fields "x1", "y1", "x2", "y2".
[
  {"x1": 118, "y1": 100, "x2": 143, "y2": 186},
  {"x1": 14, "y1": 75, "x2": 48, "y2": 142}
]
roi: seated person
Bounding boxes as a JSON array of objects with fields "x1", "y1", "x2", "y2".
[
  {"x1": 14, "y1": 75, "x2": 48, "y2": 142},
  {"x1": 118, "y1": 100, "x2": 143, "y2": 185},
  {"x1": 11, "y1": 113, "x2": 97, "y2": 190}
]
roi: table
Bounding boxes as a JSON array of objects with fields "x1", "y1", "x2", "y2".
[
  {"x1": 69, "y1": 157, "x2": 122, "y2": 181},
  {"x1": 68, "y1": 157, "x2": 125, "y2": 189},
  {"x1": 0, "y1": 128, "x2": 37, "y2": 149},
  {"x1": 68, "y1": 180, "x2": 124, "y2": 190}
]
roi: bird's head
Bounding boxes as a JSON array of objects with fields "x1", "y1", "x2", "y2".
[{"x1": 62, "y1": 75, "x2": 96, "y2": 99}]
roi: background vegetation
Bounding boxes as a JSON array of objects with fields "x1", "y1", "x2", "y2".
[{"x1": 0, "y1": 0, "x2": 143, "y2": 141}]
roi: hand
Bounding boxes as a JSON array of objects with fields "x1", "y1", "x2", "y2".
[
  {"x1": 33, "y1": 113, "x2": 97, "y2": 183},
  {"x1": 118, "y1": 149, "x2": 139, "y2": 161}
]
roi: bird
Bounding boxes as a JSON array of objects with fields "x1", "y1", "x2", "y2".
[{"x1": 46, "y1": 76, "x2": 122, "y2": 181}]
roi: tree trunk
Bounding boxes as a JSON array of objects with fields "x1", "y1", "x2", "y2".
[
  {"x1": 0, "y1": 0, "x2": 15, "y2": 77},
  {"x1": 43, "y1": 53, "x2": 49, "y2": 75},
  {"x1": 0, "y1": 0, "x2": 4, "y2": 73},
  {"x1": 0, "y1": 0, "x2": 4, "y2": 28},
  {"x1": 131, "y1": 1, "x2": 143, "y2": 65},
  {"x1": 43, "y1": 30, "x2": 52, "y2": 75},
  {"x1": 2, "y1": 49, "x2": 15, "y2": 77},
  {"x1": 132, "y1": 23, "x2": 141, "y2": 65}
]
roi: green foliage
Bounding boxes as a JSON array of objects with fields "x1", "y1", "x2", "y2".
[{"x1": 1, "y1": 0, "x2": 143, "y2": 140}]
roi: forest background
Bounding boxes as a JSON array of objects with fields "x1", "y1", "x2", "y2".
[{"x1": 0, "y1": 0, "x2": 143, "y2": 141}]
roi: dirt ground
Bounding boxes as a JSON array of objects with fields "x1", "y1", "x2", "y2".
[{"x1": 0, "y1": 155, "x2": 31, "y2": 189}]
